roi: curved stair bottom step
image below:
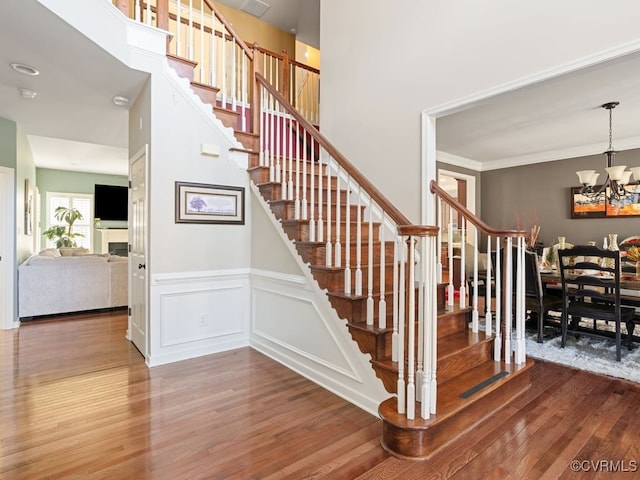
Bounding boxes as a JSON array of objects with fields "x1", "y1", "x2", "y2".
[{"x1": 378, "y1": 358, "x2": 534, "y2": 460}]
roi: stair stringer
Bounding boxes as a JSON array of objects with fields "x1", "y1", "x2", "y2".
[{"x1": 249, "y1": 183, "x2": 390, "y2": 416}]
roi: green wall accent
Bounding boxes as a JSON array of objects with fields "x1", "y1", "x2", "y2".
[
  {"x1": 0, "y1": 118, "x2": 17, "y2": 168},
  {"x1": 36, "y1": 168, "x2": 128, "y2": 252}
]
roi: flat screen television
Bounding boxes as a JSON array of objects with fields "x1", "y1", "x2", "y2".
[{"x1": 94, "y1": 184, "x2": 128, "y2": 221}]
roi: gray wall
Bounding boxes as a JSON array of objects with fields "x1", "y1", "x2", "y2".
[{"x1": 481, "y1": 149, "x2": 640, "y2": 247}]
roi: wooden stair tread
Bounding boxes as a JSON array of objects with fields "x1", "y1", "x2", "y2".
[
  {"x1": 438, "y1": 330, "x2": 492, "y2": 358},
  {"x1": 379, "y1": 358, "x2": 534, "y2": 429}
]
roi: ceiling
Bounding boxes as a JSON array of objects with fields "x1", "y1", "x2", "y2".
[
  {"x1": 2, "y1": 1, "x2": 640, "y2": 178},
  {"x1": 436, "y1": 50, "x2": 640, "y2": 171},
  {"x1": 216, "y1": 0, "x2": 320, "y2": 49}
]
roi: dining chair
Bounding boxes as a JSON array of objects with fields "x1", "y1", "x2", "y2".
[
  {"x1": 515, "y1": 248, "x2": 563, "y2": 343},
  {"x1": 557, "y1": 245, "x2": 636, "y2": 361}
]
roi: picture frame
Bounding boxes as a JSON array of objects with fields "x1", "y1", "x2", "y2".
[
  {"x1": 571, "y1": 186, "x2": 640, "y2": 218},
  {"x1": 175, "y1": 181, "x2": 245, "y2": 225},
  {"x1": 24, "y1": 178, "x2": 34, "y2": 235}
]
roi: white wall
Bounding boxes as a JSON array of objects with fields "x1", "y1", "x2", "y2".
[{"x1": 320, "y1": 0, "x2": 640, "y2": 223}]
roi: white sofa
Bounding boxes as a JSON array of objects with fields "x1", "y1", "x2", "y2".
[{"x1": 18, "y1": 248, "x2": 128, "y2": 318}]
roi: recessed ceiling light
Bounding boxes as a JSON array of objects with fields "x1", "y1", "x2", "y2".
[
  {"x1": 19, "y1": 88, "x2": 37, "y2": 99},
  {"x1": 112, "y1": 95, "x2": 130, "y2": 106},
  {"x1": 11, "y1": 63, "x2": 39, "y2": 76}
]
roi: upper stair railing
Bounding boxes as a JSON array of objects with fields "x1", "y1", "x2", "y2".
[
  {"x1": 252, "y1": 45, "x2": 320, "y2": 126},
  {"x1": 114, "y1": 0, "x2": 319, "y2": 130},
  {"x1": 430, "y1": 180, "x2": 527, "y2": 364}
]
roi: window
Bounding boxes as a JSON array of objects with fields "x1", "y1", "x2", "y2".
[{"x1": 45, "y1": 192, "x2": 93, "y2": 250}]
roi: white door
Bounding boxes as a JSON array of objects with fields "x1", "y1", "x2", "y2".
[
  {"x1": 129, "y1": 146, "x2": 148, "y2": 357},
  {"x1": 0, "y1": 167, "x2": 16, "y2": 329}
]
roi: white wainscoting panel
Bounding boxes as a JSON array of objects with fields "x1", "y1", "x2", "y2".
[
  {"x1": 250, "y1": 269, "x2": 389, "y2": 416},
  {"x1": 148, "y1": 269, "x2": 250, "y2": 366}
]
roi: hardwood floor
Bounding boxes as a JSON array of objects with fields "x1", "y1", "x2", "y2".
[{"x1": 2, "y1": 311, "x2": 640, "y2": 479}]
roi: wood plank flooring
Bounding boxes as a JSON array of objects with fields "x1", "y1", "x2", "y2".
[{"x1": 2, "y1": 310, "x2": 640, "y2": 479}]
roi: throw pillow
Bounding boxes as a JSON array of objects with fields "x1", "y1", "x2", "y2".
[
  {"x1": 38, "y1": 248, "x2": 61, "y2": 257},
  {"x1": 59, "y1": 247, "x2": 90, "y2": 256}
]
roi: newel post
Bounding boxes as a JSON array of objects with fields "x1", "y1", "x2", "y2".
[{"x1": 280, "y1": 50, "x2": 291, "y2": 102}]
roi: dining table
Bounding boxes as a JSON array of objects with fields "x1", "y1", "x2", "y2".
[
  {"x1": 540, "y1": 269, "x2": 640, "y2": 307},
  {"x1": 540, "y1": 270, "x2": 640, "y2": 290}
]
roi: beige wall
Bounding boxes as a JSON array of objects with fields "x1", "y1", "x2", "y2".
[
  {"x1": 481, "y1": 149, "x2": 640, "y2": 247},
  {"x1": 320, "y1": 0, "x2": 640, "y2": 224}
]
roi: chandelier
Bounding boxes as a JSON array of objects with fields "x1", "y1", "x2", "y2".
[{"x1": 575, "y1": 101, "x2": 640, "y2": 206}]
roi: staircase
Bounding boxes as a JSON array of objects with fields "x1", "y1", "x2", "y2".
[{"x1": 119, "y1": 0, "x2": 534, "y2": 461}]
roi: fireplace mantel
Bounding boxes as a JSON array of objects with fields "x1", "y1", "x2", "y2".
[{"x1": 96, "y1": 228, "x2": 128, "y2": 255}]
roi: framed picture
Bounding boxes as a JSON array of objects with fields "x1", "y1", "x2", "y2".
[
  {"x1": 24, "y1": 178, "x2": 34, "y2": 235},
  {"x1": 175, "y1": 181, "x2": 245, "y2": 224},
  {"x1": 570, "y1": 187, "x2": 606, "y2": 218},
  {"x1": 571, "y1": 186, "x2": 640, "y2": 218}
]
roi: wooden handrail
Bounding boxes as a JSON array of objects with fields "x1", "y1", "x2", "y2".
[
  {"x1": 430, "y1": 180, "x2": 524, "y2": 238},
  {"x1": 257, "y1": 72, "x2": 412, "y2": 228},
  {"x1": 252, "y1": 44, "x2": 320, "y2": 74}
]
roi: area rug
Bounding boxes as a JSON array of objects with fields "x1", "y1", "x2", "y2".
[{"x1": 524, "y1": 330, "x2": 640, "y2": 384}]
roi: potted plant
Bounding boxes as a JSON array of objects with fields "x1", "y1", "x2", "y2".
[{"x1": 42, "y1": 206, "x2": 85, "y2": 248}]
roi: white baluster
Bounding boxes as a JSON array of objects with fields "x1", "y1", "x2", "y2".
[
  {"x1": 494, "y1": 237, "x2": 502, "y2": 361},
  {"x1": 334, "y1": 165, "x2": 342, "y2": 268},
  {"x1": 429, "y1": 234, "x2": 437, "y2": 415},
  {"x1": 241, "y1": 53, "x2": 247, "y2": 131},
  {"x1": 485, "y1": 235, "x2": 493, "y2": 336},
  {"x1": 188, "y1": 0, "x2": 193, "y2": 60},
  {"x1": 515, "y1": 237, "x2": 526, "y2": 364},
  {"x1": 355, "y1": 185, "x2": 362, "y2": 296},
  {"x1": 316, "y1": 146, "x2": 323, "y2": 243},
  {"x1": 325, "y1": 157, "x2": 333, "y2": 266},
  {"x1": 209, "y1": 12, "x2": 220, "y2": 86},
  {"x1": 436, "y1": 197, "x2": 443, "y2": 283},
  {"x1": 175, "y1": 0, "x2": 181, "y2": 56},
  {"x1": 344, "y1": 176, "x2": 352, "y2": 295},
  {"x1": 366, "y1": 198, "x2": 374, "y2": 325},
  {"x1": 231, "y1": 40, "x2": 237, "y2": 110},
  {"x1": 308, "y1": 137, "x2": 315, "y2": 241},
  {"x1": 378, "y1": 214, "x2": 386, "y2": 330},
  {"x1": 472, "y1": 228, "x2": 479, "y2": 332},
  {"x1": 301, "y1": 129, "x2": 308, "y2": 221},
  {"x1": 459, "y1": 218, "x2": 466, "y2": 309},
  {"x1": 391, "y1": 234, "x2": 399, "y2": 362},
  {"x1": 199, "y1": 2, "x2": 204, "y2": 83},
  {"x1": 406, "y1": 235, "x2": 416, "y2": 420},
  {"x1": 447, "y1": 209, "x2": 454, "y2": 306},
  {"x1": 416, "y1": 236, "x2": 425, "y2": 403},
  {"x1": 221, "y1": 32, "x2": 227, "y2": 107},
  {"x1": 504, "y1": 237, "x2": 513, "y2": 363},
  {"x1": 259, "y1": 86, "x2": 265, "y2": 167},
  {"x1": 397, "y1": 237, "x2": 406, "y2": 415},
  {"x1": 268, "y1": 92, "x2": 274, "y2": 182},
  {"x1": 294, "y1": 119, "x2": 301, "y2": 219},
  {"x1": 287, "y1": 114, "x2": 294, "y2": 201},
  {"x1": 276, "y1": 101, "x2": 282, "y2": 190},
  {"x1": 420, "y1": 235, "x2": 430, "y2": 419}
]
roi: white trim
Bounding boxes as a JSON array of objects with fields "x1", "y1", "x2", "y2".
[
  {"x1": 424, "y1": 40, "x2": 640, "y2": 119},
  {"x1": 0, "y1": 166, "x2": 16, "y2": 329},
  {"x1": 421, "y1": 40, "x2": 640, "y2": 209},
  {"x1": 436, "y1": 151, "x2": 483, "y2": 172}
]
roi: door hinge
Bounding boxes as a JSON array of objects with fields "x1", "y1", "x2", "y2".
[
  {"x1": 128, "y1": 243, "x2": 131, "y2": 253},
  {"x1": 128, "y1": 307, "x2": 132, "y2": 316},
  {"x1": 128, "y1": 180, "x2": 132, "y2": 188}
]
